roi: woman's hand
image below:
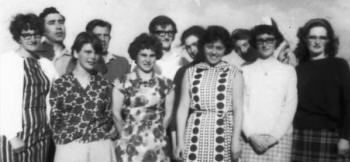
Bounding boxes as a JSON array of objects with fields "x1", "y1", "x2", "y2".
[
  {"x1": 174, "y1": 143, "x2": 185, "y2": 161},
  {"x1": 231, "y1": 140, "x2": 242, "y2": 162},
  {"x1": 338, "y1": 138, "x2": 350, "y2": 157},
  {"x1": 9, "y1": 136, "x2": 25, "y2": 153}
]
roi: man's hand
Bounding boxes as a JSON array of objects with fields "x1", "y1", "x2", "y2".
[{"x1": 9, "y1": 137, "x2": 25, "y2": 153}]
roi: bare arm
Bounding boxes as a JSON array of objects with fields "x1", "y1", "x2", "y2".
[
  {"x1": 112, "y1": 85, "x2": 125, "y2": 134},
  {"x1": 163, "y1": 89, "x2": 175, "y2": 129},
  {"x1": 231, "y1": 70, "x2": 244, "y2": 155},
  {"x1": 176, "y1": 70, "x2": 191, "y2": 148}
]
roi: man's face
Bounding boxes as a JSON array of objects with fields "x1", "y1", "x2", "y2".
[
  {"x1": 92, "y1": 26, "x2": 111, "y2": 54},
  {"x1": 154, "y1": 25, "x2": 175, "y2": 51},
  {"x1": 256, "y1": 34, "x2": 276, "y2": 59},
  {"x1": 43, "y1": 13, "x2": 66, "y2": 43}
]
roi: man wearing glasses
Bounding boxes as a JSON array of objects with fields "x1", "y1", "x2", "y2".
[
  {"x1": 86, "y1": 19, "x2": 131, "y2": 82},
  {"x1": 38, "y1": 7, "x2": 72, "y2": 76},
  {"x1": 148, "y1": 15, "x2": 183, "y2": 80}
]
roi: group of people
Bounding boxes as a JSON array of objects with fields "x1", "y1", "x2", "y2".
[{"x1": 0, "y1": 6, "x2": 350, "y2": 162}]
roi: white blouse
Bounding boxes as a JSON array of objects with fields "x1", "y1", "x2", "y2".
[{"x1": 242, "y1": 58, "x2": 297, "y2": 140}]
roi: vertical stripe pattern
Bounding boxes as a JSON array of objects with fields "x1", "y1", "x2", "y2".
[{"x1": 0, "y1": 58, "x2": 50, "y2": 162}]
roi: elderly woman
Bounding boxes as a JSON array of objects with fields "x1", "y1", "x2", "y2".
[
  {"x1": 0, "y1": 13, "x2": 57, "y2": 162},
  {"x1": 292, "y1": 18, "x2": 350, "y2": 162},
  {"x1": 49, "y1": 32, "x2": 116, "y2": 162},
  {"x1": 113, "y1": 33, "x2": 174, "y2": 162},
  {"x1": 241, "y1": 25, "x2": 297, "y2": 162},
  {"x1": 175, "y1": 26, "x2": 243, "y2": 162}
]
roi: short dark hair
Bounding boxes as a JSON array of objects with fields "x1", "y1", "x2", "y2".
[
  {"x1": 148, "y1": 15, "x2": 177, "y2": 34},
  {"x1": 85, "y1": 19, "x2": 112, "y2": 33},
  {"x1": 249, "y1": 24, "x2": 284, "y2": 49},
  {"x1": 193, "y1": 25, "x2": 232, "y2": 64},
  {"x1": 128, "y1": 33, "x2": 163, "y2": 61},
  {"x1": 9, "y1": 13, "x2": 43, "y2": 42},
  {"x1": 231, "y1": 28, "x2": 251, "y2": 45},
  {"x1": 180, "y1": 25, "x2": 205, "y2": 46},
  {"x1": 294, "y1": 18, "x2": 338, "y2": 63},
  {"x1": 39, "y1": 7, "x2": 65, "y2": 22},
  {"x1": 71, "y1": 32, "x2": 103, "y2": 55}
]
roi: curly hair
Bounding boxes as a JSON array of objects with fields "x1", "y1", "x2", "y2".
[
  {"x1": 294, "y1": 18, "x2": 338, "y2": 63},
  {"x1": 148, "y1": 15, "x2": 177, "y2": 34},
  {"x1": 85, "y1": 19, "x2": 112, "y2": 33},
  {"x1": 9, "y1": 13, "x2": 43, "y2": 42},
  {"x1": 180, "y1": 25, "x2": 205, "y2": 46},
  {"x1": 128, "y1": 33, "x2": 163, "y2": 61},
  {"x1": 249, "y1": 24, "x2": 284, "y2": 49},
  {"x1": 193, "y1": 25, "x2": 232, "y2": 64}
]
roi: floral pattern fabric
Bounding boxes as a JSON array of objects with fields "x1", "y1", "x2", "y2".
[
  {"x1": 115, "y1": 72, "x2": 173, "y2": 162},
  {"x1": 49, "y1": 72, "x2": 114, "y2": 144}
]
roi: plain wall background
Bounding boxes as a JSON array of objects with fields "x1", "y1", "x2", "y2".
[{"x1": 1, "y1": 0, "x2": 350, "y2": 61}]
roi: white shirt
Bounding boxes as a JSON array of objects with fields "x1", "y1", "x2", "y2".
[
  {"x1": 242, "y1": 58, "x2": 297, "y2": 140},
  {"x1": 222, "y1": 51, "x2": 245, "y2": 67},
  {"x1": 156, "y1": 49, "x2": 183, "y2": 80}
]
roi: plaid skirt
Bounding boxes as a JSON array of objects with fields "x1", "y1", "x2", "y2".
[
  {"x1": 241, "y1": 133, "x2": 292, "y2": 162},
  {"x1": 292, "y1": 128, "x2": 349, "y2": 162}
]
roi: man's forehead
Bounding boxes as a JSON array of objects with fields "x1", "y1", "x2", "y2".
[
  {"x1": 44, "y1": 13, "x2": 64, "y2": 21},
  {"x1": 155, "y1": 24, "x2": 173, "y2": 31},
  {"x1": 93, "y1": 26, "x2": 110, "y2": 33}
]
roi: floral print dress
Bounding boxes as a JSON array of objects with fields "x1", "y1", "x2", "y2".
[{"x1": 115, "y1": 72, "x2": 173, "y2": 162}]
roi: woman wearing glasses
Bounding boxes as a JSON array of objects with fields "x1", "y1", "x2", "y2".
[
  {"x1": 0, "y1": 13, "x2": 57, "y2": 162},
  {"x1": 240, "y1": 25, "x2": 297, "y2": 162},
  {"x1": 292, "y1": 18, "x2": 350, "y2": 162}
]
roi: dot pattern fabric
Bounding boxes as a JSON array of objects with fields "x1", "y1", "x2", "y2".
[{"x1": 184, "y1": 62, "x2": 240, "y2": 162}]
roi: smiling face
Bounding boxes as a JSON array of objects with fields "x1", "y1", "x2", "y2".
[
  {"x1": 204, "y1": 40, "x2": 226, "y2": 65},
  {"x1": 306, "y1": 26, "x2": 328, "y2": 57},
  {"x1": 74, "y1": 43, "x2": 99, "y2": 72},
  {"x1": 19, "y1": 29, "x2": 42, "y2": 52},
  {"x1": 136, "y1": 48, "x2": 157, "y2": 73},
  {"x1": 154, "y1": 25, "x2": 175, "y2": 51},
  {"x1": 43, "y1": 13, "x2": 66, "y2": 43},
  {"x1": 256, "y1": 33, "x2": 276, "y2": 59}
]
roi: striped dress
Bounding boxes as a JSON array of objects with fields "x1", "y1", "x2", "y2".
[{"x1": 0, "y1": 57, "x2": 50, "y2": 162}]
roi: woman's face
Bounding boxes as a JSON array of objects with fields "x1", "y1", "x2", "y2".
[
  {"x1": 256, "y1": 33, "x2": 276, "y2": 58},
  {"x1": 136, "y1": 48, "x2": 156, "y2": 73},
  {"x1": 306, "y1": 26, "x2": 328, "y2": 57},
  {"x1": 184, "y1": 35, "x2": 199, "y2": 58},
  {"x1": 74, "y1": 43, "x2": 99, "y2": 72},
  {"x1": 204, "y1": 40, "x2": 226, "y2": 65},
  {"x1": 19, "y1": 29, "x2": 42, "y2": 52}
]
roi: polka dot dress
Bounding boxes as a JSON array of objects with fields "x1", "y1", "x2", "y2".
[{"x1": 184, "y1": 62, "x2": 240, "y2": 162}]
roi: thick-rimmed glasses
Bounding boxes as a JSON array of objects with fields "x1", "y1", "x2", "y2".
[
  {"x1": 256, "y1": 37, "x2": 276, "y2": 45},
  {"x1": 21, "y1": 33, "x2": 41, "y2": 41}
]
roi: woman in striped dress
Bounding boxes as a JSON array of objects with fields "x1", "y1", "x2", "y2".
[
  {"x1": 0, "y1": 13, "x2": 57, "y2": 162},
  {"x1": 175, "y1": 26, "x2": 243, "y2": 162}
]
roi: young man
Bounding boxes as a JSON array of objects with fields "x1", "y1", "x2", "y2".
[
  {"x1": 241, "y1": 25, "x2": 297, "y2": 162},
  {"x1": 85, "y1": 19, "x2": 130, "y2": 82},
  {"x1": 148, "y1": 15, "x2": 183, "y2": 80},
  {"x1": 38, "y1": 7, "x2": 72, "y2": 76}
]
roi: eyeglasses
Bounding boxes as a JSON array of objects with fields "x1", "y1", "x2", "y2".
[
  {"x1": 307, "y1": 35, "x2": 328, "y2": 42},
  {"x1": 256, "y1": 37, "x2": 276, "y2": 45},
  {"x1": 154, "y1": 30, "x2": 175, "y2": 37},
  {"x1": 21, "y1": 33, "x2": 41, "y2": 40}
]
